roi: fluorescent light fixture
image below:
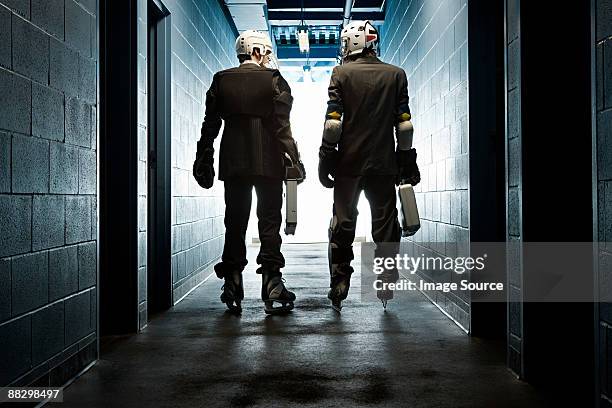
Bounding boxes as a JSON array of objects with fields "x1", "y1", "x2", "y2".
[{"x1": 298, "y1": 26, "x2": 309, "y2": 53}]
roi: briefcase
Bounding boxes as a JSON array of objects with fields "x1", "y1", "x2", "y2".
[
  {"x1": 398, "y1": 184, "x2": 420, "y2": 237},
  {"x1": 284, "y1": 167, "x2": 298, "y2": 235}
]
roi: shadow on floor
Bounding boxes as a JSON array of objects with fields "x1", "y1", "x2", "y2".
[{"x1": 62, "y1": 244, "x2": 552, "y2": 408}]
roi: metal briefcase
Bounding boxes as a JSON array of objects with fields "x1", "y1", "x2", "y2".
[
  {"x1": 284, "y1": 178, "x2": 297, "y2": 235},
  {"x1": 398, "y1": 184, "x2": 420, "y2": 237}
]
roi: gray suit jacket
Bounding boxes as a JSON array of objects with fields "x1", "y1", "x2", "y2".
[{"x1": 326, "y1": 55, "x2": 411, "y2": 176}]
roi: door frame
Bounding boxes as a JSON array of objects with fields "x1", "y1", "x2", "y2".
[{"x1": 147, "y1": 0, "x2": 172, "y2": 315}]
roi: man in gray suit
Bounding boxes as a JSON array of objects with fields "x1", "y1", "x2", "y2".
[{"x1": 318, "y1": 21, "x2": 420, "y2": 311}]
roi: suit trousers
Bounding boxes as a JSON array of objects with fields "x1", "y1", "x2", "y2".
[
  {"x1": 218, "y1": 177, "x2": 285, "y2": 274},
  {"x1": 330, "y1": 176, "x2": 401, "y2": 263}
]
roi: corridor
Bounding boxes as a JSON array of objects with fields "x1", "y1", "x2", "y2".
[
  {"x1": 62, "y1": 244, "x2": 548, "y2": 407},
  {"x1": 0, "y1": 0, "x2": 609, "y2": 405}
]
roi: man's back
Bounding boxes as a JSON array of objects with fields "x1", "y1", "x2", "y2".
[
  {"x1": 215, "y1": 64, "x2": 275, "y2": 119},
  {"x1": 202, "y1": 63, "x2": 299, "y2": 180},
  {"x1": 330, "y1": 55, "x2": 408, "y2": 176}
]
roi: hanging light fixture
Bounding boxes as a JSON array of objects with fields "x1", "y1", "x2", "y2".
[
  {"x1": 297, "y1": 0, "x2": 309, "y2": 54},
  {"x1": 298, "y1": 26, "x2": 309, "y2": 53}
]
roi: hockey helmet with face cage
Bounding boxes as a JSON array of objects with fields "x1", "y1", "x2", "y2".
[
  {"x1": 235, "y1": 30, "x2": 279, "y2": 68},
  {"x1": 340, "y1": 20, "x2": 379, "y2": 60}
]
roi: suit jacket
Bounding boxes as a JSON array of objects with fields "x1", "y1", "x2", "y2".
[
  {"x1": 326, "y1": 55, "x2": 411, "y2": 176},
  {"x1": 199, "y1": 63, "x2": 300, "y2": 180}
]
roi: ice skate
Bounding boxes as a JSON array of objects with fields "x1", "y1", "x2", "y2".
[
  {"x1": 376, "y1": 269, "x2": 399, "y2": 310},
  {"x1": 328, "y1": 264, "x2": 353, "y2": 313},
  {"x1": 259, "y1": 268, "x2": 295, "y2": 314},
  {"x1": 377, "y1": 287, "x2": 393, "y2": 310},
  {"x1": 216, "y1": 265, "x2": 244, "y2": 314}
]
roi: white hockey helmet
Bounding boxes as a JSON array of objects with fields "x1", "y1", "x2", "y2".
[
  {"x1": 340, "y1": 20, "x2": 379, "y2": 60},
  {"x1": 235, "y1": 30, "x2": 278, "y2": 68}
]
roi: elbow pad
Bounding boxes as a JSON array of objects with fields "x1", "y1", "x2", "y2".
[
  {"x1": 322, "y1": 118, "x2": 342, "y2": 145},
  {"x1": 396, "y1": 120, "x2": 414, "y2": 150}
]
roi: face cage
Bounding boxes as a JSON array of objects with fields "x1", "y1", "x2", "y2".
[
  {"x1": 245, "y1": 44, "x2": 279, "y2": 69},
  {"x1": 339, "y1": 37, "x2": 351, "y2": 63},
  {"x1": 264, "y1": 51, "x2": 280, "y2": 69}
]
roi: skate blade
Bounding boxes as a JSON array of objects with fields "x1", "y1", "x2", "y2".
[{"x1": 264, "y1": 301, "x2": 294, "y2": 315}]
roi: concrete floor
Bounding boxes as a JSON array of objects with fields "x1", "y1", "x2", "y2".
[{"x1": 62, "y1": 243, "x2": 552, "y2": 407}]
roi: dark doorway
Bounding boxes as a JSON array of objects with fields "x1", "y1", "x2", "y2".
[
  {"x1": 147, "y1": 0, "x2": 172, "y2": 315},
  {"x1": 518, "y1": 1, "x2": 595, "y2": 403},
  {"x1": 467, "y1": 0, "x2": 507, "y2": 339},
  {"x1": 99, "y1": 0, "x2": 140, "y2": 335}
]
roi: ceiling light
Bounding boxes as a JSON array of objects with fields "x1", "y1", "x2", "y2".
[{"x1": 298, "y1": 25, "x2": 309, "y2": 53}]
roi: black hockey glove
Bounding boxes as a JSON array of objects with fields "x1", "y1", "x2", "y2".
[
  {"x1": 396, "y1": 148, "x2": 420, "y2": 186},
  {"x1": 193, "y1": 143, "x2": 215, "y2": 189},
  {"x1": 296, "y1": 160, "x2": 306, "y2": 183},
  {"x1": 286, "y1": 159, "x2": 306, "y2": 184},
  {"x1": 318, "y1": 146, "x2": 338, "y2": 189}
]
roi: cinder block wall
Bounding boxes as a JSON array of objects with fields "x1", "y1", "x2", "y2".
[
  {"x1": 596, "y1": 0, "x2": 612, "y2": 404},
  {"x1": 0, "y1": 0, "x2": 97, "y2": 386},
  {"x1": 380, "y1": 0, "x2": 470, "y2": 329},
  {"x1": 134, "y1": 0, "x2": 234, "y2": 327},
  {"x1": 167, "y1": 0, "x2": 231, "y2": 302},
  {"x1": 505, "y1": 0, "x2": 523, "y2": 377},
  {"x1": 136, "y1": 0, "x2": 148, "y2": 330}
]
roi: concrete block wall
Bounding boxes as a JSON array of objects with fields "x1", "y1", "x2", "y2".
[
  {"x1": 596, "y1": 0, "x2": 612, "y2": 404},
  {"x1": 136, "y1": 0, "x2": 147, "y2": 330},
  {"x1": 167, "y1": 0, "x2": 232, "y2": 302},
  {"x1": 505, "y1": 0, "x2": 523, "y2": 377},
  {"x1": 380, "y1": 0, "x2": 471, "y2": 329},
  {"x1": 0, "y1": 0, "x2": 97, "y2": 386},
  {"x1": 134, "y1": 0, "x2": 233, "y2": 318}
]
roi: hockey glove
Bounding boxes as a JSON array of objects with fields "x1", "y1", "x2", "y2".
[
  {"x1": 318, "y1": 146, "x2": 338, "y2": 189},
  {"x1": 397, "y1": 148, "x2": 421, "y2": 186},
  {"x1": 193, "y1": 144, "x2": 215, "y2": 189},
  {"x1": 285, "y1": 160, "x2": 306, "y2": 184},
  {"x1": 284, "y1": 153, "x2": 306, "y2": 185}
]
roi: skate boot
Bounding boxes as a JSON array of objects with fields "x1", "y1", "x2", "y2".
[
  {"x1": 215, "y1": 264, "x2": 244, "y2": 314},
  {"x1": 376, "y1": 268, "x2": 399, "y2": 310},
  {"x1": 258, "y1": 267, "x2": 295, "y2": 314},
  {"x1": 328, "y1": 264, "x2": 354, "y2": 312},
  {"x1": 327, "y1": 243, "x2": 355, "y2": 312}
]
